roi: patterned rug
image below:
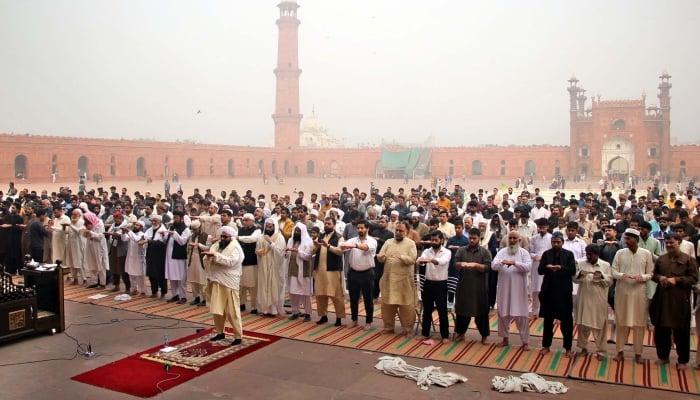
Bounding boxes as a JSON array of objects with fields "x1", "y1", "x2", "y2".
[{"x1": 71, "y1": 328, "x2": 279, "y2": 398}]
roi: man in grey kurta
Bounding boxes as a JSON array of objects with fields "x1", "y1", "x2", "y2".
[{"x1": 452, "y1": 228, "x2": 492, "y2": 343}]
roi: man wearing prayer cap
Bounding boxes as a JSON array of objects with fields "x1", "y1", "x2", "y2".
[
  {"x1": 237, "y1": 213, "x2": 261, "y2": 313},
  {"x1": 611, "y1": 227, "x2": 654, "y2": 364},
  {"x1": 187, "y1": 219, "x2": 210, "y2": 306},
  {"x1": 203, "y1": 223, "x2": 245, "y2": 346}
]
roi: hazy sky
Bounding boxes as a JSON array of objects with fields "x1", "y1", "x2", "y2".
[{"x1": 1, "y1": 0, "x2": 698, "y2": 147}]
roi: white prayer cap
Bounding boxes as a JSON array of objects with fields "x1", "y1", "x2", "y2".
[
  {"x1": 162, "y1": 202, "x2": 171, "y2": 208},
  {"x1": 220, "y1": 226, "x2": 236, "y2": 237},
  {"x1": 624, "y1": 228, "x2": 640, "y2": 238},
  {"x1": 410, "y1": 212, "x2": 420, "y2": 218},
  {"x1": 150, "y1": 214, "x2": 162, "y2": 222},
  {"x1": 391, "y1": 210, "x2": 399, "y2": 216},
  {"x1": 210, "y1": 203, "x2": 219, "y2": 210},
  {"x1": 79, "y1": 202, "x2": 90, "y2": 213},
  {"x1": 329, "y1": 207, "x2": 340, "y2": 215},
  {"x1": 242, "y1": 213, "x2": 255, "y2": 220},
  {"x1": 190, "y1": 220, "x2": 201, "y2": 229},
  {"x1": 310, "y1": 209, "x2": 319, "y2": 217}
]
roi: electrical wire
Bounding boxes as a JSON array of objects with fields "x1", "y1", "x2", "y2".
[{"x1": 156, "y1": 371, "x2": 182, "y2": 393}]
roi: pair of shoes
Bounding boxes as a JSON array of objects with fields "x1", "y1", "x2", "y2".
[
  {"x1": 250, "y1": 309, "x2": 258, "y2": 315},
  {"x1": 210, "y1": 333, "x2": 225, "y2": 341},
  {"x1": 166, "y1": 296, "x2": 180, "y2": 303},
  {"x1": 231, "y1": 338, "x2": 242, "y2": 346},
  {"x1": 189, "y1": 297, "x2": 201, "y2": 306},
  {"x1": 197, "y1": 300, "x2": 207, "y2": 307},
  {"x1": 288, "y1": 313, "x2": 300, "y2": 321},
  {"x1": 240, "y1": 304, "x2": 246, "y2": 312},
  {"x1": 177, "y1": 298, "x2": 187, "y2": 304},
  {"x1": 316, "y1": 316, "x2": 328, "y2": 325},
  {"x1": 303, "y1": 314, "x2": 311, "y2": 322},
  {"x1": 86, "y1": 283, "x2": 99, "y2": 289},
  {"x1": 149, "y1": 293, "x2": 158, "y2": 298}
]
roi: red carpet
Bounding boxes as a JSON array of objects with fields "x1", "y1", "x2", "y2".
[{"x1": 71, "y1": 328, "x2": 279, "y2": 398}]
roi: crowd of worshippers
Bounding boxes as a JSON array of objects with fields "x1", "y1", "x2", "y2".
[{"x1": 1, "y1": 182, "x2": 700, "y2": 363}]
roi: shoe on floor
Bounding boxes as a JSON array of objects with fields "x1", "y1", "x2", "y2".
[
  {"x1": 197, "y1": 300, "x2": 207, "y2": 307},
  {"x1": 240, "y1": 304, "x2": 246, "y2": 312},
  {"x1": 288, "y1": 313, "x2": 300, "y2": 321},
  {"x1": 177, "y1": 298, "x2": 187, "y2": 304},
  {"x1": 166, "y1": 295, "x2": 180, "y2": 303},
  {"x1": 303, "y1": 314, "x2": 311, "y2": 322},
  {"x1": 86, "y1": 283, "x2": 99, "y2": 289},
  {"x1": 190, "y1": 297, "x2": 200, "y2": 306},
  {"x1": 210, "y1": 333, "x2": 225, "y2": 341},
  {"x1": 110, "y1": 286, "x2": 120, "y2": 292},
  {"x1": 250, "y1": 309, "x2": 258, "y2": 315},
  {"x1": 149, "y1": 293, "x2": 158, "y2": 298},
  {"x1": 97, "y1": 285, "x2": 106, "y2": 290},
  {"x1": 231, "y1": 338, "x2": 242, "y2": 346},
  {"x1": 316, "y1": 316, "x2": 328, "y2": 325},
  {"x1": 335, "y1": 318, "x2": 342, "y2": 327}
]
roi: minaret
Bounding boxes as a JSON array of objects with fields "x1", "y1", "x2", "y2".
[
  {"x1": 658, "y1": 70, "x2": 672, "y2": 177},
  {"x1": 567, "y1": 74, "x2": 580, "y2": 178},
  {"x1": 272, "y1": 1, "x2": 303, "y2": 149}
]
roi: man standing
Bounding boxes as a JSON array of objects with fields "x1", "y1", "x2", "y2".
[
  {"x1": 377, "y1": 221, "x2": 417, "y2": 336},
  {"x1": 538, "y1": 232, "x2": 576, "y2": 357},
  {"x1": 612, "y1": 228, "x2": 654, "y2": 363},
  {"x1": 416, "y1": 230, "x2": 451, "y2": 343},
  {"x1": 123, "y1": 220, "x2": 147, "y2": 295},
  {"x1": 164, "y1": 210, "x2": 190, "y2": 304},
  {"x1": 256, "y1": 218, "x2": 286, "y2": 316},
  {"x1": 284, "y1": 222, "x2": 315, "y2": 322},
  {"x1": 649, "y1": 233, "x2": 698, "y2": 368},
  {"x1": 141, "y1": 215, "x2": 168, "y2": 298},
  {"x1": 370, "y1": 216, "x2": 394, "y2": 302},
  {"x1": 529, "y1": 218, "x2": 552, "y2": 319},
  {"x1": 341, "y1": 220, "x2": 378, "y2": 330},
  {"x1": 27, "y1": 208, "x2": 50, "y2": 263},
  {"x1": 313, "y1": 217, "x2": 346, "y2": 326},
  {"x1": 492, "y1": 232, "x2": 532, "y2": 350},
  {"x1": 574, "y1": 244, "x2": 613, "y2": 360},
  {"x1": 237, "y1": 213, "x2": 261, "y2": 313},
  {"x1": 50, "y1": 204, "x2": 71, "y2": 264},
  {"x1": 203, "y1": 226, "x2": 244, "y2": 346},
  {"x1": 453, "y1": 228, "x2": 492, "y2": 344},
  {"x1": 106, "y1": 212, "x2": 130, "y2": 293},
  {"x1": 187, "y1": 220, "x2": 209, "y2": 306}
]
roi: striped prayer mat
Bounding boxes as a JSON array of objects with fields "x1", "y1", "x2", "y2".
[
  {"x1": 63, "y1": 284, "x2": 700, "y2": 394},
  {"x1": 568, "y1": 353, "x2": 700, "y2": 393}
]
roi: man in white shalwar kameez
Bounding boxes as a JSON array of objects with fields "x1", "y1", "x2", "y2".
[
  {"x1": 164, "y1": 211, "x2": 190, "y2": 304},
  {"x1": 123, "y1": 220, "x2": 147, "y2": 295},
  {"x1": 284, "y1": 222, "x2": 315, "y2": 321},
  {"x1": 50, "y1": 204, "x2": 70, "y2": 264},
  {"x1": 492, "y1": 231, "x2": 532, "y2": 350},
  {"x1": 64, "y1": 208, "x2": 87, "y2": 285},
  {"x1": 203, "y1": 225, "x2": 244, "y2": 346},
  {"x1": 82, "y1": 212, "x2": 109, "y2": 289},
  {"x1": 529, "y1": 219, "x2": 552, "y2": 318},
  {"x1": 612, "y1": 228, "x2": 654, "y2": 364},
  {"x1": 255, "y1": 217, "x2": 286, "y2": 316}
]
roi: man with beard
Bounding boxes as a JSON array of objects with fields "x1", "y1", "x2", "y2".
[
  {"x1": 140, "y1": 215, "x2": 168, "y2": 298},
  {"x1": 27, "y1": 207, "x2": 50, "y2": 263},
  {"x1": 50, "y1": 203, "x2": 71, "y2": 264},
  {"x1": 649, "y1": 234, "x2": 698, "y2": 369},
  {"x1": 377, "y1": 221, "x2": 417, "y2": 336},
  {"x1": 409, "y1": 211, "x2": 428, "y2": 238},
  {"x1": 612, "y1": 228, "x2": 654, "y2": 364},
  {"x1": 446, "y1": 221, "x2": 468, "y2": 297},
  {"x1": 192, "y1": 202, "x2": 221, "y2": 240},
  {"x1": 285, "y1": 222, "x2": 315, "y2": 322},
  {"x1": 256, "y1": 218, "x2": 286, "y2": 316},
  {"x1": 416, "y1": 230, "x2": 451, "y2": 343},
  {"x1": 164, "y1": 211, "x2": 190, "y2": 304},
  {"x1": 538, "y1": 232, "x2": 576, "y2": 357},
  {"x1": 453, "y1": 228, "x2": 492, "y2": 344},
  {"x1": 105, "y1": 212, "x2": 130, "y2": 292},
  {"x1": 341, "y1": 220, "x2": 378, "y2": 330},
  {"x1": 529, "y1": 219, "x2": 552, "y2": 319},
  {"x1": 574, "y1": 244, "x2": 613, "y2": 361},
  {"x1": 237, "y1": 213, "x2": 261, "y2": 313},
  {"x1": 187, "y1": 219, "x2": 210, "y2": 306},
  {"x1": 492, "y1": 232, "x2": 532, "y2": 350},
  {"x1": 203, "y1": 226, "x2": 244, "y2": 346},
  {"x1": 370, "y1": 216, "x2": 394, "y2": 302},
  {"x1": 123, "y1": 220, "x2": 147, "y2": 295},
  {"x1": 313, "y1": 217, "x2": 346, "y2": 326},
  {"x1": 64, "y1": 208, "x2": 87, "y2": 284}
]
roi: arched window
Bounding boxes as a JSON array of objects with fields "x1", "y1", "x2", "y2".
[
  {"x1": 258, "y1": 160, "x2": 264, "y2": 175},
  {"x1": 228, "y1": 159, "x2": 235, "y2": 177},
  {"x1": 271, "y1": 160, "x2": 277, "y2": 174},
  {"x1": 471, "y1": 160, "x2": 482, "y2": 176},
  {"x1": 307, "y1": 160, "x2": 315, "y2": 174},
  {"x1": 186, "y1": 158, "x2": 194, "y2": 178},
  {"x1": 524, "y1": 160, "x2": 536, "y2": 176},
  {"x1": 612, "y1": 119, "x2": 626, "y2": 130},
  {"x1": 136, "y1": 157, "x2": 146, "y2": 177},
  {"x1": 78, "y1": 156, "x2": 89, "y2": 176},
  {"x1": 14, "y1": 154, "x2": 27, "y2": 179},
  {"x1": 580, "y1": 146, "x2": 589, "y2": 157}
]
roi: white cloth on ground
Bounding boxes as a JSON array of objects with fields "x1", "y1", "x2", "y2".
[
  {"x1": 374, "y1": 356, "x2": 467, "y2": 391},
  {"x1": 492, "y1": 372, "x2": 568, "y2": 394}
]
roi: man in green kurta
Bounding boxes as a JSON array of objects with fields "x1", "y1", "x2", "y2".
[{"x1": 377, "y1": 221, "x2": 417, "y2": 336}]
